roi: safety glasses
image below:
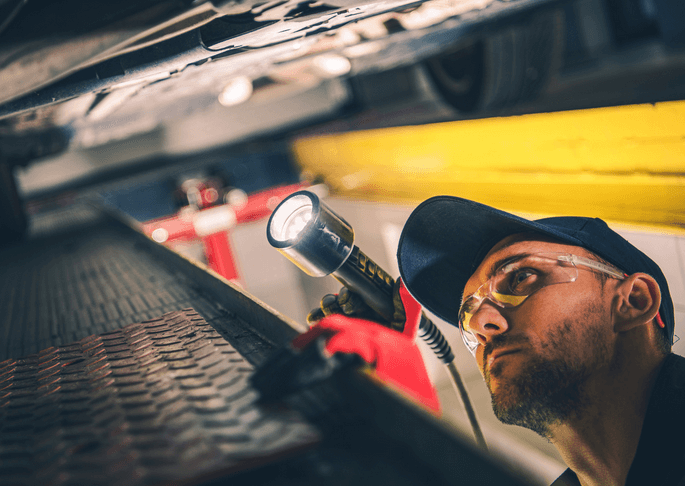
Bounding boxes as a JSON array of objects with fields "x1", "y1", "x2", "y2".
[{"x1": 459, "y1": 252, "x2": 626, "y2": 355}]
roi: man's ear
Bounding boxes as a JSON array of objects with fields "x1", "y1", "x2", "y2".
[{"x1": 613, "y1": 273, "x2": 661, "y2": 332}]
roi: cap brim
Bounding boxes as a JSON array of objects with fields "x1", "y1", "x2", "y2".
[{"x1": 397, "y1": 196, "x2": 584, "y2": 326}]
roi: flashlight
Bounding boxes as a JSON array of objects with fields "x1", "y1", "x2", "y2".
[{"x1": 267, "y1": 190, "x2": 396, "y2": 323}]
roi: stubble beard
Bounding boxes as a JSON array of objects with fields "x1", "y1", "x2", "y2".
[{"x1": 484, "y1": 317, "x2": 608, "y2": 439}]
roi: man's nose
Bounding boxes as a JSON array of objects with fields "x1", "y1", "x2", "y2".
[{"x1": 469, "y1": 301, "x2": 510, "y2": 345}]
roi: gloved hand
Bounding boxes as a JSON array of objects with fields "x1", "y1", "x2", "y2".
[
  {"x1": 292, "y1": 280, "x2": 440, "y2": 414},
  {"x1": 306, "y1": 279, "x2": 411, "y2": 334}
]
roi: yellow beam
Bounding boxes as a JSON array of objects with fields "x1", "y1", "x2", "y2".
[{"x1": 292, "y1": 101, "x2": 685, "y2": 231}]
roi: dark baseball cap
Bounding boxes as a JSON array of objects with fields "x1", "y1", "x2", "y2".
[{"x1": 397, "y1": 196, "x2": 675, "y2": 344}]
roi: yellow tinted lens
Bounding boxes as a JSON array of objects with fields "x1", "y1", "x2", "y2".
[
  {"x1": 461, "y1": 312, "x2": 473, "y2": 332},
  {"x1": 491, "y1": 292, "x2": 528, "y2": 306}
]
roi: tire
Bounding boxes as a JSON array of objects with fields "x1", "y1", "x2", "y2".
[{"x1": 425, "y1": 10, "x2": 563, "y2": 113}]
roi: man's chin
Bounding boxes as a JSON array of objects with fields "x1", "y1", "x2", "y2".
[
  {"x1": 485, "y1": 356, "x2": 590, "y2": 438},
  {"x1": 487, "y1": 378, "x2": 525, "y2": 414}
]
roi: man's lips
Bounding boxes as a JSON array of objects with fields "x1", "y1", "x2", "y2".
[{"x1": 484, "y1": 347, "x2": 523, "y2": 369}]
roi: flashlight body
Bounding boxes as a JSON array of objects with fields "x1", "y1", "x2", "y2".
[
  {"x1": 332, "y1": 246, "x2": 396, "y2": 324},
  {"x1": 267, "y1": 190, "x2": 397, "y2": 324}
]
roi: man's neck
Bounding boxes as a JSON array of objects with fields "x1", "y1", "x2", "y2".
[{"x1": 548, "y1": 354, "x2": 665, "y2": 486}]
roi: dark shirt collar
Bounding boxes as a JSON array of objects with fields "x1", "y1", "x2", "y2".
[
  {"x1": 552, "y1": 354, "x2": 685, "y2": 486},
  {"x1": 625, "y1": 353, "x2": 685, "y2": 486}
]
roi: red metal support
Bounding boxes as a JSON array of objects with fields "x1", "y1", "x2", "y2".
[
  {"x1": 143, "y1": 182, "x2": 313, "y2": 283},
  {"x1": 202, "y1": 232, "x2": 240, "y2": 282}
]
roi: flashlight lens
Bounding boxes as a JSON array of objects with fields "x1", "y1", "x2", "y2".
[
  {"x1": 282, "y1": 205, "x2": 312, "y2": 240},
  {"x1": 269, "y1": 195, "x2": 313, "y2": 242}
]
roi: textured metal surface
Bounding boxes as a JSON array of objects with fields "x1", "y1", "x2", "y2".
[
  {"x1": 0, "y1": 309, "x2": 319, "y2": 486},
  {"x1": 1, "y1": 204, "x2": 239, "y2": 360}
]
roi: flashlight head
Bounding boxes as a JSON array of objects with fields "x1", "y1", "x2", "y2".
[{"x1": 267, "y1": 190, "x2": 354, "y2": 277}]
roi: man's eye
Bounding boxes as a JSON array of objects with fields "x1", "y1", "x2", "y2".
[{"x1": 509, "y1": 269, "x2": 538, "y2": 293}]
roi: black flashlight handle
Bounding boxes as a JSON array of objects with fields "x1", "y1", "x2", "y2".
[
  {"x1": 333, "y1": 246, "x2": 455, "y2": 364},
  {"x1": 332, "y1": 246, "x2": 396, "y2": 323}
]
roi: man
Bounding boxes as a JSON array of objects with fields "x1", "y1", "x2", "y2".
[{"x1": 395, "y1": 196, "x2": 682, "y2": 486}]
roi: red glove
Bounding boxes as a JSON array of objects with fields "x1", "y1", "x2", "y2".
[{"x1": 292, "y1": 280, "x2": 441, "y2": 414}]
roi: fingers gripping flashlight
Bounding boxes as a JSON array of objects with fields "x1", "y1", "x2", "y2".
[{"x1": 267, "y1": 190, "x2": 396, "y2": 323}]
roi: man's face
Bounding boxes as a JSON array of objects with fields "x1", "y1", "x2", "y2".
[{"x1": 462, "y1": 235, "x2": 615, "y2": 437}]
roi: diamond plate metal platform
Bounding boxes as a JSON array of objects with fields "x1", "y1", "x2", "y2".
[
  {"x1": 0, "y1": 203, "x2": 295, "y2": 363},
  {"x1": 0, "y1": 309, "x2": 318, "y2": 486},
  {"x1": 1, "y1": 205, "x2": 216, "y2": 359}
]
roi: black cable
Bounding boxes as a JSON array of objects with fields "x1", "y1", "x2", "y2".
[
  {"x1": 418, "y1": 315, "x2": 487, "y2": 450},
  {"x1": 418, "y1": 315, "x2": 454, "y2": 364}
]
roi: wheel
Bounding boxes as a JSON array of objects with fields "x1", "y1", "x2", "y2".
[{"x1": 425, "y1": 10, "x2": 563, "y2": 113}]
